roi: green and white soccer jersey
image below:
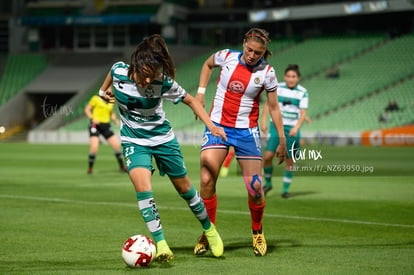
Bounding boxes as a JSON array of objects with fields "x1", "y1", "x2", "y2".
[
  {"x1": 110, "y1": 61, "x2": 186, "y2": 146},
  {"x1": 277, "y1": 82, "x2": 308, "y2": 126}
]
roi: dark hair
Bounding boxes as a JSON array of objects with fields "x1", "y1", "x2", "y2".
[
  {"x1": 244, "y1": 28, "x2": 272, "y2": 60},
  {"x1": 128, "y1": 34, "x2": 175, "y2": 84},
  {"x1": 285, "y1": 64, "x2": 301, "y2": 77}
]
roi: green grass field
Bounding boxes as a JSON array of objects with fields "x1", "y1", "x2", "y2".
[{"x1": 1, "y1": 143, "x2": 413, "y2": 274}]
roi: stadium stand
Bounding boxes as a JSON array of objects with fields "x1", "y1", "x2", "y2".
[
  {"x1": 2, "y1": 34, "x2": 413, "y2": 139},
  {"x1": 301, "y1": 33, "x2": 414, "y2": 131},
  {"x1": 302, "y1": 76, "x2": 414, "y2": 131},
  {"x1": 268, "y1": 33, "x2": 388, "y2": 79},
  {"x1": 0, "y1": 54, "x2": 48, "y2": 106}
]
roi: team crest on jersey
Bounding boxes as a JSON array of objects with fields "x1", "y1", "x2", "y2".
[
  {"x1": 145, "y1": 85, "x2": 154, "y2": 97},
  {"x1": 229, "y1": 81, "x2": 245, "y2": 93},
  {"x1": 254, "y1": 77, "x2": 260, "y2": 84}
]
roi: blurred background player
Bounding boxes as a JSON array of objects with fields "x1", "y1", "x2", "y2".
[
  {"x1": 194, "y1": 28, "x2": 286, "y2": 257},
  {"x1": 84, "y1": 90, "x2": 126, "y2": 174},
  {"x1": 219, "y1": 147, "x2": 235, "y2": 177},
  {"x1": 261, "y1": 64, "x2": 308, "y2": 198},
  {"x1": 99, "y1": 34, "x2": 226, "y2": 262}
]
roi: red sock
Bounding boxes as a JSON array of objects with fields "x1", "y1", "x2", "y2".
[
  {"x1": 223, "y1": 150, "x2": 235, "y2": 168},
  {"x1": 248, "y1": 200, "x2": 265, "y2": 231},
  {"x1": 203, "y1": 195, "x2": 217, "y2": 224}
]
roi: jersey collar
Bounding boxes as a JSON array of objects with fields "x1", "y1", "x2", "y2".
[{"x1": 238, "y1": 52, "x2": 264, "y2": 68}]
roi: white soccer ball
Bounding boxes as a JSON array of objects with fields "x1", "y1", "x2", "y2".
[{"x1": 122, "y1": 234, "x2": 156, "y2": 267}]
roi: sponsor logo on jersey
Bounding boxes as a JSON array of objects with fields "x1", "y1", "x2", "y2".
[{"x1": 229, "y1": 80, "x2": 245, "y2": 93}]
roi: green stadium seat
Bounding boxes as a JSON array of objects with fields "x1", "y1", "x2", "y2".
[{"x1": 0, "y1": 54, "x2": 48, "y2": 106}]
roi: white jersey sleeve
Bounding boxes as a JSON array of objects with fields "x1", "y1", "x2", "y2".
[{"x1": 161, "y1": 77, "x2": 187, "y2": 104}]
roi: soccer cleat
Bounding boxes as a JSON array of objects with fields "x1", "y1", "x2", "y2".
[
  {"x1": 252, "y1": 229, "x2": 267, "y2": 256},
  {"x1": 120, "y1": 166, "x2": 127, "y2": 173},
  {"x1": 194, "y1": 233, "x2": 209, "y2": 255},
  {"x1": 155, "y1": 240, "x2": 174, "y2": 263},
  {"x1": 263, "y1": 186, "x2": 272, "y2": 195},
  {"x1": 220, "y1": 167, "x2": 229, "y2": 177},
  {"x1": 281, "y1": 192, "x2": 289, "y2": 199},
  {"x1": 87, "y1": 168, "x2": 93, "y2": 174},
  {"x1": 204, "y1": 224, "x2": 224, "y2": 257}
]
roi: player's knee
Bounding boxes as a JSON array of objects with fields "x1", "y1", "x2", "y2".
[{"x1": 244, "y1": 174, "x2": 263, "y2": 198}]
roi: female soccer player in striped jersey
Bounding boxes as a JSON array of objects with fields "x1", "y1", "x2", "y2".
[
  {"x1": 99, "y1": 34, "x2": 226, "y2": 263},
  {"x1": 261, "y1": 64, "x2": 309, "y2": 199},
  {"x1": 194, "y1": 28, "x2": 286, "y2": 257}
]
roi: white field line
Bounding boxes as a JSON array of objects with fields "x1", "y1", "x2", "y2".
[{"x1": 1, "y1": 194, "x2": 414, "y2": 229}]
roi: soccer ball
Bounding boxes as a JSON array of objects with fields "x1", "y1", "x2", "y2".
[{"x1": 122, "y1": 235, "x2": 156, "y2": 267}]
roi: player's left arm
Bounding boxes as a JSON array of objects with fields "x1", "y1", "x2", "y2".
[{"x1": 267, "y1": 91, "x2": 286, "y2": 164}]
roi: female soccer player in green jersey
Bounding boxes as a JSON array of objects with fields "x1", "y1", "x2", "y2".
[
  {"x1": 99, "y1": 34, "x2": 226, "y2": 262},
  {"x1": 261, "y1": 64, "x2": 309, "y2": 198}
]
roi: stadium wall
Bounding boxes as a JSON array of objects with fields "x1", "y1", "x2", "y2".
[
  {"x1": 26, "y1": 129, "x2": 363, "y2": 146},
  {"x1": 27, "y1": 126, "x2": 414, "y2": 146},
  {"x1": 27, "y1": 129, "x2": 204, "y2": 145},
  {"x1": 0, "y1": 93, "x2": 32, "y2": 132}
]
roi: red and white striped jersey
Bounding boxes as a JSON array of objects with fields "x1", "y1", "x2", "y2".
[{"x1": 209, "y1": 49, "x2": 278, "y2": 128}]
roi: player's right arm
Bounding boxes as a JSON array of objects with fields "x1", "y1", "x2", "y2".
[
  {"x1": 99, "y1": 72, "x2": 115, "y2": 102},
  {"x1": 195, "y1": 54, "x2": 216, "y2": 118}
]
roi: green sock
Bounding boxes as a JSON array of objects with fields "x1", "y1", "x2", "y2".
[
  {"x1": 180, "y1": 186, "x2": 211, "y2": 230},
  {"x1": 282, "y1": 170, "x2": 294, "y2": 193},
  {"x1": 136, "y1": 191, "x2": 165, "y2": 243},
  {"x1": 263, "y1": 166, "x2": 273, "y2": 188}
]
